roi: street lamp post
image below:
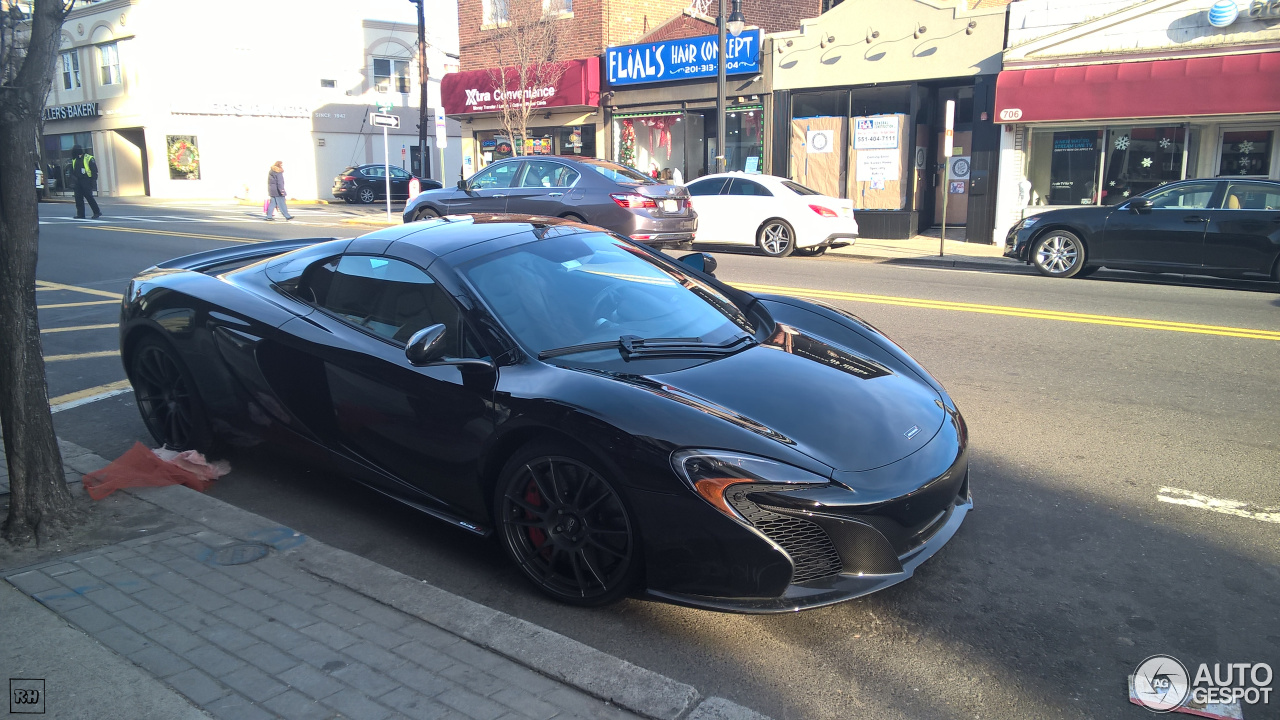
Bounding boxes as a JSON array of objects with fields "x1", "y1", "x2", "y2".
[
  {"x1": 409, "y1": 0, "x2": 430, "y2": 181},
  {"x1": 715, "y1": 0, "x2": 746, "y2": 174}
]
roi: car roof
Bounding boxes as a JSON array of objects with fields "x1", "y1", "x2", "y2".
[{"x1": 352, "y1": 214, "x2": 589, "y2": 265}]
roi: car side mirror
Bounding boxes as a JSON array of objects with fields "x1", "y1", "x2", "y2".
[
  {"x1": 406, "y1": 324, "x2": 448, "y2": 365},
  {"x1": 678, "y1": 252, "x2": 717, "y2": 276},
  {"x1": 1129, "y1": 197, "x2": 1152, "y2": 213},
  {"x1": 457, "y1": 179, "x2": 469, "y2": 192}
]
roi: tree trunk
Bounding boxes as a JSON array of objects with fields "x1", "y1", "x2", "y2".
[{"x1": 1, "y1": 0, "x2": 79, "y2": 546}]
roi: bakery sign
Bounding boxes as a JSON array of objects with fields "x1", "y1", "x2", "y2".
[
  {"x1": 43, "y1": 102, "x2": 99, "y2": 121},
  {"x1": 441, "y1": 58, "x2": 600, "y2": 115}
]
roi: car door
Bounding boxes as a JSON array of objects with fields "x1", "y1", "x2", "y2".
[
  {"x1": 685, "y1": 177, "x2": 731, "y2": 242},
  {"x1": 1201, "y1": 181, "x2": 1280, "y2": 276},
  {"x1": 721, "y1": 178, "x2": 776, "y2": 244},
  {"x1": 447, "y1": 161, "x2": 522, "y2": 214},
  {"x1": 276, "y1": 254, "x2": 495, "y2": 520},
  {"x1": 362, "y1": 165, "x2": 389, "y2": 198},
  {"x1": 1103, "y1": 181, "x2": 1220, "y2": 271},
  {"x1": 504, "y1": 159, "x2": 581, "y2": 217},
  {"x1": 389, "y1": 166, "x2": 412, "y2": 199}
]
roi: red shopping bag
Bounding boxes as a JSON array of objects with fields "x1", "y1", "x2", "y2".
[{"x1": 263, "y1": 199, "x2": 271, "y2": 215}]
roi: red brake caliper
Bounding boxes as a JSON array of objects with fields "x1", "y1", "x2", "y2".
[{"x1": 524, "y1": 480, "x2": 547, "y2": 550}]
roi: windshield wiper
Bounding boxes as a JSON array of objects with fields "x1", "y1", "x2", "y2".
[{"x1": 538, "y1": 333, "x2": 755, "y2": 361}]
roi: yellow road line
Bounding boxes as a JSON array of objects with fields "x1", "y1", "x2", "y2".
[
  {"x1": 44, "y1": 350, "x2": 119, "y2": 362},
  {"x1": 42, "y1": 323, "x2": 117, "y2": 334},
  {"x1": 38, "y1": 300, "x2": 119, "y2": 309},
  {"x1": 49, "y1": 380, "x2": 132, "y2": 408},
  {"x1": 35, "y1": 280, "x2": 122, "y2": 299},
  {"x1": 88, "y1": 226, "x2": 265, "y2": 243},
  {"x1": 733, "y1": 282, "x2": 1280, "y2": 342}
]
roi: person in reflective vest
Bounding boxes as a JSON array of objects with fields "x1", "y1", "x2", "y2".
[{"x1": 71, "y1": 145, "x2": 101, "y2": 219}]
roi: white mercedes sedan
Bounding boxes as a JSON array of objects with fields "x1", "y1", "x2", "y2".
[{"x1": 685, "y1": 173, "x2": 857, "y2": 258}]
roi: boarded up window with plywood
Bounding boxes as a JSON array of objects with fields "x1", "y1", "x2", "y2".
[
  {"x1": 849, "y1": 114, "x2": 909, "y2": 210},
  {"x1": 790, "y1": 117, "x2": 845, "y2": 199}
]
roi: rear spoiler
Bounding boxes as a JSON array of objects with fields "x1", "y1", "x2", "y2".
[{"x1": 152, "y1": 237, "x2": 335, "y2": 272}]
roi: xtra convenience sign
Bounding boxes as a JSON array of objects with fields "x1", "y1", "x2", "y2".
[
  {"x1": 606, "y1": 30, "x2": 761, "y2": 87},
  {"x1": 440, "y1": 59, "x2": 599, "y2": 115}
]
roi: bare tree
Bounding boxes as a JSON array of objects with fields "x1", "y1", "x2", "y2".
[
  {"x1": 482, "y1": 0, "x2": 569, "y2": 156},
  {"x1": 1, "y1": 0, "x2": 80, "y2": 546}
]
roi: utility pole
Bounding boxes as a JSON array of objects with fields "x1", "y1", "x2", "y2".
[
  {"x1": 412, "y1": 0, "x2": 430, "y2": 181},
  {"x1": 715, "y1": 0, "x2": 726, "y2": 175}
]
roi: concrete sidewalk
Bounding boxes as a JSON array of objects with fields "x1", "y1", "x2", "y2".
[
  {"x1": 825, "y1": 228, "x2": 1020, "y2": 271},
  {"x1": 1, "y1": 442, "x2": 770, "y2": 720}
]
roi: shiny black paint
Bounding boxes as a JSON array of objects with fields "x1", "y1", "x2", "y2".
[
  {"x1": 1005, "y1": 178, "x2": 1280, "y2": 281},
  {"x1": 120, "y1": 216, "x2": 970, "y2": 612}
]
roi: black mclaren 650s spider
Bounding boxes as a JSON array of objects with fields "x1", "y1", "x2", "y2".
[{"x1": 120, "y1": 215, "x2": 972, "y2": 612}]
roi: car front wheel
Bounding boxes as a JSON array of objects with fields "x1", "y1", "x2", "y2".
[
  {"x1": 495, "y1": 442, "x2": 640, "y2": 606},
  {"x1": 130, "y1": 336, "x2": 212, "y2": 451},
  {"x1": 1031, "y1": 230, "x2": 1086, "y2": 278}
]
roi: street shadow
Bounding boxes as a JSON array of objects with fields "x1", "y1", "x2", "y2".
[{"x1": 1084, "y1": 269, "x2": 1280, "y2": 295}]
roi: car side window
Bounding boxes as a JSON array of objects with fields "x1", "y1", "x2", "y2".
[
  {"x1": 390, "y1": 167, "x2": 411, "y2": 179},
  {"x1": 726, "y1": 179, "x2": 773, "y2": 197},
  {"x1": 363, "y1": 166, "x2": 386, "y2": 178},
  {"x1": 1224, "y1": 182, "x2": 1280, "y2": 210},
  {"x1": 469, "y1": 162, "x2": 520, "y2": 189},
  {"x1": 301, "y1": 255, "x2": 473, "y2": 354},
  {"x1": 687, "y1": 178, "x2": 728, "y2": 196},
  {"x1": 519, "y1": 160, "x2": 578, "y2": 188},
  {"x1": 1145, "y1": 182, "x2": 1217, "y2": 209}
]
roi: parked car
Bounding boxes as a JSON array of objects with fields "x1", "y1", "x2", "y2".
[
  {"x1": 403, "y1": 156, "x2": 697, "y2": 249},
  {"x1": 332, "y1": 164, "x2": 441, "y2": 204},
  {"x1": 685, "y1": 173, "x2": 858, "y2": 258},
  {"x1": 119, "y1": 216, "x2": 970, "y2": 612},
  {"x1": 1006, "y1": 178, "x2": 1280, "y2": 282},
  {"x1": 35, "y1": 166, "x2": 44, "y2": 191}
]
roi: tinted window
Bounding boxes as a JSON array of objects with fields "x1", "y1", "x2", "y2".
[
  {"x1": 727, "y1": 179, "x2": 772, "y2": 197},
  {"x1": 469, "y1": 162, "x2": 520, "y2": 189},
  {"x1": 390, "y1": 167, "x2": 411, "y2": 179},
  {"x1": 1223, "y1": 182, "x2": 1280, "y2": 210},
  {"x1": 520, "y1": 161, "x2": 579, "y2": 188},
  {"x1": 363, "y1": 166, "x2": 386, "y2": 178},
  {"x1": 1145, "y1": 182, "x2": 1217, "y2": 209},
  {"x1": 462, "y1": 233, "x2": 751, "y2": 361},
  {"x1": 304, "y1": 256, "x2": 466, "y2": 350},
  {"x1": 687, "y1": 178, "x2": 728, "y2": 196},
  {"x1": 781, "y1": 180, "x2": 821, "y2": 196},
  {"x1": 587, "y1": 161, "x2": 655, "y2": 185}
]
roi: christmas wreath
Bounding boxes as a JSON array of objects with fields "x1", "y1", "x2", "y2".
[
  {"x1": 168, "y1": 138, "x2": 200, "y2": 177},
  {"x1": 619, "y1": 120, "x2": 636, "y2": 166}
]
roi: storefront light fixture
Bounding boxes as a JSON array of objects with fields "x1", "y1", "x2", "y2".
[
  {"x1": 866, "y1": 29, "x2": 879, "y2": 43},
  {"x1": 726, "y1": 0, "x2": 746, "y2": 36},
  {"x1": 914, "y1": 25, "x2": 927, "y2": 39},
  {"x1": 966, "y1": 20, "x2": 977, "y2": 35}
]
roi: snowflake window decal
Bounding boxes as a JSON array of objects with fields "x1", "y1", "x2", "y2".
[
  {"x1": 1141, "y1": 157, "x2": 1153, "y2": 168},
  {"x1": 1158, "y1": 138, "x2": 1172, "y2": 149},
  {"x1": 1239, "y1": 140, "x2": 1255, "y2": 155},
  {"x1": 1109, "y1": 180, "x2": 1116, "y2": 187},
  {"x1": 1122, "y1": 190, "x2": 1130, "y2": 197},
  {"x1": 1114, "y1": 136, "x2": 1130, "y2": 150}
]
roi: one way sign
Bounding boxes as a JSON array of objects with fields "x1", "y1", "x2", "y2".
[{"x1": 370, "y1": 112, "x2": 400, "y2": 129}]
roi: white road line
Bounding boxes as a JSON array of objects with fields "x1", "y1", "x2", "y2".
[{"x1": 1157, "y1": 487, "x2": 1280, "y2": 524}]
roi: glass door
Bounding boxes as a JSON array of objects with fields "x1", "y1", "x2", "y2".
[{"x1": 1216, "y1": 127, "x2": 1277, "y2": 179}]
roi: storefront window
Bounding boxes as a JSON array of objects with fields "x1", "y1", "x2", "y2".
[
  {"x1": 615, "y1": 112, "x2": 693, "y2": 182},
  {"x1": 1218, "y1": 130, "x2": 1272, "y2": 177},
  {"x1": 167, "y1": 135, "x2": 201, "y2": 180},
  {"x1": 1027, "y1": 129, "x2": 1102, "y2": 206},
  {"x1": 558, "y1": 125, "x2": 595, "y2": 157},
  {"x1": 1101, "y1": 126, "x2": 1185, "y2": 205},
  {"x1": 723, "y1": 108, "x2": 763, "y2": 175},
  {"x1": 42, "y1": 132, "x2": 94, "y2": 192}
]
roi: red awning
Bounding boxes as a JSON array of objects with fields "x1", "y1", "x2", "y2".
[
  {"x1": 441, "y1": 59, "x2": 600, "y2": 115},
  {"x1": 995, "y1": 52, "x2": 1280, "y2": 123}
]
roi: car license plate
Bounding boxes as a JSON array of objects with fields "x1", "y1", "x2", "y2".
[{"x1": 661, "y1": 199, "x2": 679, "y2": 213}]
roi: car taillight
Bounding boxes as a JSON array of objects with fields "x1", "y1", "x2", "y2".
[
  {"x1": 611, "y1": 193, "x2": 657, "y2": 209},
  {"x1": 340, "y1": 175, "x2": 356, "y2": 182},
  {"x1": 809, "y1": 204, "x2": 838, "y2": 218}
]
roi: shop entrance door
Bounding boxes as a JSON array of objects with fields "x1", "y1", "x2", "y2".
[{"x1": 934, "y1": 130, "x2": 971, "y2": 227}]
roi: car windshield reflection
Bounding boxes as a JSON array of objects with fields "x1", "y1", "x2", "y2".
[{"x1": 462, "y1": 233, "x2": 751, "y2": 362}]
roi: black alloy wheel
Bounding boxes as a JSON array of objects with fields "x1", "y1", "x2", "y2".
[
  {"x1": 757, "y1": 219, "x2": 796, "y2": 258},
  {"x1": 1031, "y1": 230, "x2": 1086, "y2": 278},
  {"x1": 496, "y1": 444, "x2": 639, "y2": 606},
  {"x1": 358, "y1": 186, "x2": 376, "y2": 204},
  {"x1": 413, "y1": 207, "x2": 440, "y2": 222},
  {"x1": 130, "y1": 337, "x2": 210, "y2": 451}
]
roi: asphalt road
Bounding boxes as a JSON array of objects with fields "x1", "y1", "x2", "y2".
[{"x1": 35, "y1": 199, "x2": 1280, "y2": 720}]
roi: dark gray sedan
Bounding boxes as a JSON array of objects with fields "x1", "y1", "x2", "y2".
[{"x1": 403, "y1": 157, "x2": 697, "y2": 249}]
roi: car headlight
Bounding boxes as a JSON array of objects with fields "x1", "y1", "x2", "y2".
[
  {"x1": 671, "y1": 449, "x2": 829, "y2": 520},
  {"x1": 1018, "y1": 216, "x2": 1041, "y2": 230}
]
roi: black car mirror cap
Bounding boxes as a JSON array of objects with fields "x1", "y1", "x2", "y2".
[
  {"x1": 405, "y1": 324, "x2": 448, "y2": 365},
  {"x1": 457, "y1": 179, "x2": 469, "y2": 192},
  {"x1": 1129, "y1": 197, "x2": 1153, "y2": 212},
  {"x1": 678, "y1": 252, "x2": 717, "y2": 276}
]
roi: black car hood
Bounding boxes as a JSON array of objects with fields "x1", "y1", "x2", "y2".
[{"x1": 631, "y1": 326, "x2": 946, "y2": 473}]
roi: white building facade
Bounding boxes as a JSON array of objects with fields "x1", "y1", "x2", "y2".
[
  {"x1": 42, "y1": 0, "x2": 463, "y2": 201},
  {"x1": 991, "y1": 0, "x2": 1280, "y2": 242}
]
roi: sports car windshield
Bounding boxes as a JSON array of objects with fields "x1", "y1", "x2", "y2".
[{"x1": 462, "y1": 232, "x2": 752, "y2": 361}]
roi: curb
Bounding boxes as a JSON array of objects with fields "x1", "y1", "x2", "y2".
[
  {"x1": 827, "y1": 250, "x2": 1029, "y2": 273},
  {"x1": 339, "y1": 216, "x2": 402, "y2": 226},
  {"x1": 46, "y1": 439, "x2": 772, "y2": 720}
]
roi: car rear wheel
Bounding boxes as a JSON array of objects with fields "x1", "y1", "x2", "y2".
[
  {"x1": 560, "y1": 213, "x2": 586, "y2": 223},
  {"x1": 358, "y1": 186, "x2": 376, "y2": 204},
  {"x1": 758, "y1": 219, "x2": 796, "y2": 258},
  {"x1": 1031, "y1": 230, "x2": 1086, "y2": 278},
  {"x1": 495, "y1": 442, "x2": 640, "y2": 606},
  {"x1": 130, "y1": 336, "x2": 212, "y2": 452},
  {"x1": 412, "y1": 207, "x2": 439, "y2": 222}
]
